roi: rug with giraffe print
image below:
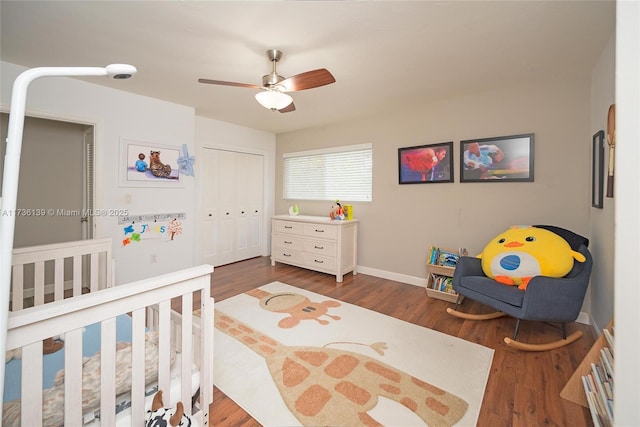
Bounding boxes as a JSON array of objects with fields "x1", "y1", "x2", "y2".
[{"x1": 213, "y1": 282, "x2": 494, "y2": 426}]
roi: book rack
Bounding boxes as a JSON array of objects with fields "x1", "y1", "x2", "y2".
[
  {"x1": 560, "y1": 319, "x2": 614, "y2": 426},
  {"x1": 425, "y1": 246, "x2": 465, "y2": 303}
]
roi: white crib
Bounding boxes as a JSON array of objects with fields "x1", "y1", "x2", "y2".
[{"x1": 3, "y1": 239, "x2": 214, "y2": 426}]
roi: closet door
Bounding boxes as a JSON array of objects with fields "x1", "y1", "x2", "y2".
[
  {"x1": 200, "y1": 148, "x2": 221, "y2": 266},
  {"x1": 234, "y1": 152, "x2": 263, "y2": 261},
  {"x1": 200, "y1": 148, "x2": 263, "y2": 266}
]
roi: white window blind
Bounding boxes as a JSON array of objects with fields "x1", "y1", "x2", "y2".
[{"x1": 283, "y1": 143, "x2": 372, "y2": 202}]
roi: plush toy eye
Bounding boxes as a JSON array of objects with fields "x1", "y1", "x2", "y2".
[
  {"x1": 498, "y1": 238, "x2": 506, "y2": 243},
  {"x1": 525, "y1": 236, "x2": 536, "y2": 242}
]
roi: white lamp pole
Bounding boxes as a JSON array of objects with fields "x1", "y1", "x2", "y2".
[{"x1": 0, "y1": 64, "x2": 136, "y2": 406}]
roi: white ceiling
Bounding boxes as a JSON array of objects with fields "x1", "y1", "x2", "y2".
[{"x1": 0, "y1": 1, "x2": 615, "y2": 134}]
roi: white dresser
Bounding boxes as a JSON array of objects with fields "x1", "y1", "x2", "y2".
[{"x1": 271, "y1": 214, "x2": 359, "y2": 282}]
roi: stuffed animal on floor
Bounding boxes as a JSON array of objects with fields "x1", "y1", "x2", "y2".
[
  {"x1": 479, "y1": 225, "x2": 586, "y2": 290},
  {"x1": 146, "y1": 390, "x2": 192, "y2": 427}
]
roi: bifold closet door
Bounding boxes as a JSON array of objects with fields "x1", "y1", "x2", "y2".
[{"x1": 200, "y1": 148, "x2": 263, "y2": 266}]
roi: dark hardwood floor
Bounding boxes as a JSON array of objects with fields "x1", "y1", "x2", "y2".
[{"x1": 206, "y1": 256, "x2": 595, "y2": 427}]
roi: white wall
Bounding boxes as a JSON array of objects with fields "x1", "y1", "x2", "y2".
[
  {"x1": 194, "y1": 115, "x2": 276, "y2": 261},
  {"x1": 1, "y1": 61, "x2": 197, "y2": 284},
  {"x1": 614, "y1": 1, "x2": 640, "y2": 423}
]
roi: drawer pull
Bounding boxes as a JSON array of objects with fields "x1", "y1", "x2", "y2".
[
  {"x1": 314, "y1": 259, "x2": 324, "y2": 264},
  {"x1": 283, "y1": 253, "x2": 292, "y2": 257},
  {"x1": 284, "y1": 226, "x2": 293, "y2": 229},
  {"x1": 315, "y1": 229, "x2": 324, "y2": 233},
  {"x1": 284, "y1": 241, "x2": 292, "y2": 244},
  {"x1": 314, "y1": 245, "x2": 324, "y2": 249}
]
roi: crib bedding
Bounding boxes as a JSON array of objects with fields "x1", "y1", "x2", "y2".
[
  {"x1": 85, "y1": 353, "x2": 201, "y2": 427},
  {"x1": 3, "y1": 314, "x2": 134, "y2": 402},
  {"x1": 2, "y1": 313, "x2": 194, "y2": 427},
  {"x1": 3, "y1": 354, "x2": 199, "y2": 427}
]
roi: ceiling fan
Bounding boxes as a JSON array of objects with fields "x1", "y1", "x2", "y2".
[{"x1": 198, "y1": 49, "x2": 335, "y2": 113}]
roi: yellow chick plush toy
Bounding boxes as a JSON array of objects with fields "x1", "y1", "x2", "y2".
[{"x1": 479, "y1": 226, "x2": 586, "y2": 290}]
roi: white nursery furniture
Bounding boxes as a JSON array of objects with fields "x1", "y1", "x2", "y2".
[
  {"x1": 4, "y1": 238, "x2": 214, "y2": 426},
  {"x1": 271, "y1": 214, "x2": 358, "y2": 282}
]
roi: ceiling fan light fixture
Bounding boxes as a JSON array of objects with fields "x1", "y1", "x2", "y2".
[{"x1": 255, "y1": 90, "x2": 293, "y2": 111}]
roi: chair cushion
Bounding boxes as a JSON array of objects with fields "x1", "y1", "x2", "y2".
[{"x1": 459, "y1": 276, "x2": 525, "y2": 307}]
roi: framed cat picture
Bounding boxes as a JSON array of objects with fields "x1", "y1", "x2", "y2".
[{"x1": 119, "y1": 138, "x2": 183, "y2": 188}]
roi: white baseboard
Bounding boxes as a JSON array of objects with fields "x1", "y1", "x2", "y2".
[
  {"x1": 356, "y1": 265, "x2": 425, "y2": 287},
  {"x1": 356, "y1": 264, "x2": 591, "y2": 326}
]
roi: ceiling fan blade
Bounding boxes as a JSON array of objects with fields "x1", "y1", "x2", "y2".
[
  {"x1": 198, "y1": 78, "x2": 262, "y2": 90},
  {"x1": 278, "y1": 69, "x2": 335, "y2": 92},
  {"x1": 279, "y1": 103, "x2": 296, "y2": 113}
]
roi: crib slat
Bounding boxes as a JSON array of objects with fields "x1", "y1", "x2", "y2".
[
  {"x1": 54, "y1": 257, "x2": 64, "y2": 301},
  {"x1": 34, "y1": 261, "x2": 45, "y2": 306},
  {"x1": 100, "y1": 317, "x2": 117, "y2": 426},
  {"x1": 11, "y1": 265, "x2": 24, "y2": 311},
  {"x1": 21, "y1": 341, "x2": 43, "y2": 426},
  {"x1": 158, "y1": 300, "x2": 171, "y2": 399},
  {"x1": 194, "y1": 280, "x2": 214, "y2": 423},
  {"x1": 131, "y1": 309, "x2": 146, "y2": 425},
  {"x1": 73, "y1": 254, "x2": 82, "y2": 296},
  {"x1": 200, "y1": 281, "x2": 214, "y2": 413},
  {"x1": 90, "y1": 251, "x2": 99, "y2": 292},
  {"x1": 64, "y1": 328, "x2": 84, "y2": 425},
  {"x1": 181, "y1": 292, "x2": 193, "y2": 414}
]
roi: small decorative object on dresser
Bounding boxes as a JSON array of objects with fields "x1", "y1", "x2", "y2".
[{"x1": 271, "y1": 214, "x2": 358, "y2": 282}]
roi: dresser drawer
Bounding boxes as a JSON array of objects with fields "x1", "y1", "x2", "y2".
[
  {"x1": 272, "y1": 248, "x2": 303, "y2": 264},
  {"x1": 303, "y1": 223, "x2": 337, "y2": 240},
  {"x1": 274, "y1": 220, "x2": 304, "y2": 235},
  {"x1": 303, "y1": 252, "x2": 336, "y2": 271},
  {"x1": 303, "y1": 239, "x2": 336, "y2": 256},
  {"x1": 272, "y1": 234, "x2": 303, "y2": 251}
]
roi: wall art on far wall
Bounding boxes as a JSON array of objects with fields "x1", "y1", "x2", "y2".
[
  {"x1": 119, "y1": 138, "x2": 183, "y2": 188},
  {"x1": 592, "y1": 130, "x2": 605, "y2": 208},
  {"x1": 460, "y1": 133, "x2": 534, "y2": 182},
  {"x1": 398, "y1": 141, "x2": 454, "y2": 184}
]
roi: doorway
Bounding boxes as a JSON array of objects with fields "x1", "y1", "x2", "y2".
[{"x1": 0, "y1": 113, "x2": 94, "y2": 247}]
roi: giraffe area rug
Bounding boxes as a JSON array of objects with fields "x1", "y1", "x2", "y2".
[{"x1": 213, "y1": 282, "x2": 494, "y2": 427}]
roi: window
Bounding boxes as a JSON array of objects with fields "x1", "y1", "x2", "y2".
[{"x1": 283, "y1": 143, "x2": 372, "y2": 202}]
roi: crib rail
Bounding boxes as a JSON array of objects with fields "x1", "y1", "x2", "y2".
[
  {"x1": 5, "y1": 264, "x2": 214, "y2": 426},
  {"x1": 11, "y1": 238, "x2": 114, "y2": 310}
]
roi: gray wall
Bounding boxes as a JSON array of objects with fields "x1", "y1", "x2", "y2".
[
  {"x1": 0, "y1": 114, "x2": 89, "y2": 247},
  {"x1": 276, "y1": 75, "x2": 594, "y2": 284},
  {"x1": 589, "y1": 35, "x2": 615, "y2": 331}
]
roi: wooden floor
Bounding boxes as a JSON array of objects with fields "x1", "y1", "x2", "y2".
[{"x1": 206, "y1": 256, "x2": 595, "y2": 427}]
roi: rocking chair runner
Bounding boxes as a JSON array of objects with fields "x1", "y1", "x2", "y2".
[{"x1": 446, "y1": 230, "x2": 593, "y2": 351}]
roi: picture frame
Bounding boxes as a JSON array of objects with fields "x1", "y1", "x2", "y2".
[
  {"x1": 398, "y1": 141, "x2": 454, "y2": 184},
  {"x1": 119, "y1": 138, "x2": 183, "y2": 188},
  {"x1": 460, "y1": 133, "x2": 534, "y2": 182},
  {"x1": 592, "y1": 130, "x2": 605, "y2": 208}
]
